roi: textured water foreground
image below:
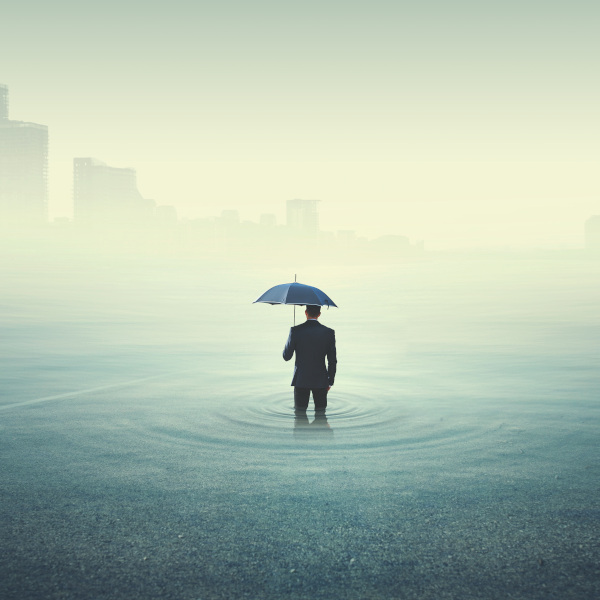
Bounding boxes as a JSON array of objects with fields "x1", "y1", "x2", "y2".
[{"x1": 1, "y1": 256, "x2": 599, "y2": 599}]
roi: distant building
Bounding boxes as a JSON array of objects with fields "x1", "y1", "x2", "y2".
[
  {"x1": 286, "y1": 199, "x2": 320, "y2": 234},
  {"x1": 259, "y1": 213, "x2": 276, "y2": 227},
  {"x1": 73, "y1": 157, "x2": 154, "y2": 225},
  {"x1": 0, "y1": 85, "x2": 7, "y2": 120},
  {"x1": 371, "y1": 235, "x2": 411, "y2": 256},
  {"x1": 155, "y1": 205, "x2": 178, "y2": 225},
  {"x1": 337, "y1": 230, "x2": 356, "y2": 244},
  {"x1": 220, "y1": 209, "x2": 240, "y2": 225},
  {"x1": 585, "y1": 215, "x2": 600, "y2": 251},
  {"x1": 0, "y1": 84, "x2": 48, "y2": 224}
]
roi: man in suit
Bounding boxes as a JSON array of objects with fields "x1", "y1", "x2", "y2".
[{"x1": 283, "y1": 304, "x2": 337, "y2": 411}]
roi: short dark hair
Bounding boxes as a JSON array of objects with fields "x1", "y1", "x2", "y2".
[{"x1": 305, "y1": 305, "x2": 321, "y2": 318}]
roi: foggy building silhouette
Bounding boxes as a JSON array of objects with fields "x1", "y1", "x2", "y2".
[
  {"x1": 0, "y1": 84, "x2": 48, "y2": 225},
  {"x1": 0, "y1": 85, "x2": 7, "y2": 120},
  {"x1": 286, "y1": 199, "x2": 320, "y2": 234},
  {"x1": 337, "y1": 230, "x2": 357, "y2": 244},
  {"x1": 259, "y1": 213, "x2": 276, "y2": 227},
  {"x1": 220, "y1": 209, "x2": 240, "y2": 225},
  {"x1": 73, "y1": 158, "x2": 154, "y2": 225},
  {"x1": 585, "y1": 216, "x2": 600, "y2": 251},
  {"x1": 155, "y1": 205, "x2": 178, "y2": 225}
]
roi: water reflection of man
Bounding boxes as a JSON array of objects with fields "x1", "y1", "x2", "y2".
[
  {"x1": 283, "y1": 304, "x2": 337, "y2": 411},
  {"x1": 294, "y1": 410, "x2": 334, "y2": 440}
]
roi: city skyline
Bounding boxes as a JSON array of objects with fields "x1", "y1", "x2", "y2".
[
  {"x1": 2, "y1": 1, "x2": 599, "y2": 249},
  {"x1": 1, "y1": 78, "x2": 598, "y2": 253}
]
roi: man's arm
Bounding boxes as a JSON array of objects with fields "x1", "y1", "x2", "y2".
[
  {"x1": 283, "y1": 328, "x2": 295, "y2": 361},
  {"x1": 327, "y1": 331, "x2": 337, "y2": 386}
]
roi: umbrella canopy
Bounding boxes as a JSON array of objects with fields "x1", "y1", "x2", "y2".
[{"x1": 254, "y1": 282, "x2": 338, "y2": 308}]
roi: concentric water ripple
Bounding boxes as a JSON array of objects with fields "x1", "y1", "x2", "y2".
[{"x1": 134, "y1": 381, "x2": 486, "y2": 458}]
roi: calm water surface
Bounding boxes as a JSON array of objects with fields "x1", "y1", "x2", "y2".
[{"x1": 1, "y1": 255, "x2": 599, "y2": 599}]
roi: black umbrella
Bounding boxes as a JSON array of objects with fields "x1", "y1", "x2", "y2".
[{"x1": 254, "y1": 276, "x2": 337, "y2": 324}]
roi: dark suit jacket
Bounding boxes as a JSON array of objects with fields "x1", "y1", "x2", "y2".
[{"x1": 283, "y1": 320, "x2": 337, "y2": 388}]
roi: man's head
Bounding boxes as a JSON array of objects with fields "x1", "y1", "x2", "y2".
[{"x1": 305, "y1": 305, "x2": 321, "y2": 319}]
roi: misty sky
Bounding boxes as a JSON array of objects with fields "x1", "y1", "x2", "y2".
[{"x1": 2, "y1": 0, "x2": 599, "y2": 248}]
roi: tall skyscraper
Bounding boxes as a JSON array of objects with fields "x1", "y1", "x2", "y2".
[
  {"x1": 0, "y1": 84, "x2": 48, "y2": 225},
  {"x1": 286, "y1": 199, "x2": 320, "y2": 234},
  {"x1": 73, "y1": 157, "x2": 154, "y2": 225}
]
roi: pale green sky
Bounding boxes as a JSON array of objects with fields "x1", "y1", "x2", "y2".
[{"x1": 2, "y1": 0, "x2": 599, "y2": 248}]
